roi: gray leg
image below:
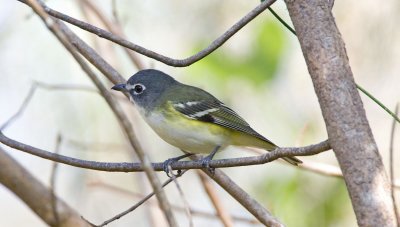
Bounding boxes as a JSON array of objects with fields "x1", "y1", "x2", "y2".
[
  {"x1": 201, "y1": 145, "x2": 221, "y2": 174},
  {"x1": 163, "y1": 153, "x2": 193, "y2": 177}
]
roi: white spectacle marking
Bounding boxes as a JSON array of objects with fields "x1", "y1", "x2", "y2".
[
  {"x1": 125, "y1": 83, "x2": 134, "y2": 90},
  {"x1": 189, "y1": 108, "x2": 218, "y2": 118}
]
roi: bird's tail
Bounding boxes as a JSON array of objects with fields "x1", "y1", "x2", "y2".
[{"x1": 282, "y1": 156, "x2": 302, "y2": 166}]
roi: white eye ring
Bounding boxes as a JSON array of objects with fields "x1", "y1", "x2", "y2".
[{"x1": 132, "y1": 83, "x2": 146, "y2": 95}]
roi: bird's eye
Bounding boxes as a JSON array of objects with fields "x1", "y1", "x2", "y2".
[{"x1": 133, "y1": 84, "x2": 145, "y2": 94}]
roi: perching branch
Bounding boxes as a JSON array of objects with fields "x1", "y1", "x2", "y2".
[
  {"x1": 0, "y1": 130, "x2": 330, "y2": 171},
  {"x1": 18, "y1": 0, "x2": 277, "y2": 67}
]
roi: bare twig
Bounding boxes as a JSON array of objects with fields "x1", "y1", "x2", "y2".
[
  {"x1": 168, "y1": 167, "x2": 193, "y2": 227},
  {"x1": 0, "y1": 84, "x2": 36, "y2": 131},
  {"x1": 50, "y1": 133, "x2": 63, "y2": 226},
  {"x1": 390, "y1": 104, "x2": 400, "y2": 226},
  {"x1": 298, "y1": 160, "x2": 342, "y2": 178},
  {"x1": 20, "y1": 0, "x2": 277, "y2": 67},
  {"x1": 0, "y1": 131, "x2": 330, "y2": 171},
  {"x1": 197, "y1": 171, "x2": 234, "y2": 227},
  {"x1": 0, "y1": 81, "x2": 128, "y2": 132},
  {"x1": 88, "y1": 180, "x2": 258, "y2": 224},
  {"x1": 96, "y1": 170, "x2": 187, "y2": 227},
  {"x1": 34, "y1": 81, "x2": 99, "y2": 93},
  {"x1": 111, "y1": 0, "x2": 119, "y2": 24},
  {"x1": 22, "y1": 0, "x2": 177, "y2": 225},
  {"x1": 0, "y1": 81, "x2": 100, "y2": 131}
]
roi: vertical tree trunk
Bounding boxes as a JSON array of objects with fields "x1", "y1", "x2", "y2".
[{"x1": 284, "y1": 0, "x2": 396, "y2": 226}]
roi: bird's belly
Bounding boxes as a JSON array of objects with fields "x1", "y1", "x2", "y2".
[{"x1": 144, "y1": 111, "x2": 229, "y2": 154}]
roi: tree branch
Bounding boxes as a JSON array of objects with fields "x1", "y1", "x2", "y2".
[
  {"x1": 284, "y1": 0, "x2": 397, "y2": 226},
  {"x1": 0, "y1": 131, "x2": 330, "y2": 171},
  {"x1": 18, "y1": 0, "x2": 277, "y2": 67}
]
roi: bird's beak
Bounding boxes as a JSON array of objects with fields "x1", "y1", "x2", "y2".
[{"x1": 111, "y1": 83, "x2": 127, "y2": 92}]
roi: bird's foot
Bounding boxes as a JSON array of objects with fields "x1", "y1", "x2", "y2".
[
  {"x1": 162, "y1": 153, "x2": 192, "y2": 177},
  {"x1": 201, "y1": 155, "x2": 215, "y2": 175}
]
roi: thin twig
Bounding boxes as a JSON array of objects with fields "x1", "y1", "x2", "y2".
[
  {"x1": 111, "y1": 0, "x2": 119, "y2": 24},
  {"x1": 50, "y1": 133, "x2": 62, "y2": 226},
  {"x1": 298, "y1": 161, "x2": 342, "y2": 178},
  {"x1": 0, "y1": 81, "x2": 128, "y2": 132},
  {"x1": 0, "y1": 81, "x2": 102, "y2": 131},
  {"x1": 390, "y1": 104, "x2": 400, "y2": 226},
  {"x1": 96, "y1": 170, "x2": 187, "y2": 227},
  {"x1": 22, "y1": 0, "x2": 177, "y2": 225},
  {"x1": 0, "y1": 84, "x2": 36, "y2": 131},
  {"x1": 19, "y1": 0, "x2": 277, "y2": 67},
  {"x1": 168, "y1": 166, "x2": 193, "y2": 227},
  {"x1": 34, "y1": 81, "x2": 99, "y2": 93},
  {"x1": 88, "y1": 180, "x2": 258, "y2": 224},
  {"x1": 197, "y1": 171, "x2": 234, "y2": 227}
]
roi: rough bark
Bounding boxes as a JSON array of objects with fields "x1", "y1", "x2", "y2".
[
  {"x1": 0, "y1": 147, "x2": 89, "y2": 227},
  {"x1": 284, "y1": 0, "x2": 396, "y2": 226}
]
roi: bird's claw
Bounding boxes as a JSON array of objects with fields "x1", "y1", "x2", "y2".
[
  {"x1": 163, "y1": 158, "x2": 181, "y2": 177},
  {"x1": 201, "y1": 156, "x2": 215, "y2": 175}
]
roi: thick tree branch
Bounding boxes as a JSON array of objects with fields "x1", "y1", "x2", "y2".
[
  {"x1": 201, "y1": 166, "x2": 283, "y2": 227},
  {"x1": 284, "y1": 0, "x2": 397, "y2": 226},
  {"x1": 18, "y1": 0, "x2": 277, "y2": 67},
  {"x1": 0, "y1": 147, "x2": 89, "y2": 227},
  {"x1": 0, "y1": 131, "x2": 330, "y2": 171}
]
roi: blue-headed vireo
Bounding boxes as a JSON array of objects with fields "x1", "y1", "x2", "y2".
[{"x1": 112, "y1": 69, "x2": 301, "y2": 171}]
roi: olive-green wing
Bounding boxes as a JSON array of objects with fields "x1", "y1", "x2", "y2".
[{"x1": 171, "y1": 99, "x2": 275, "y2": 145}]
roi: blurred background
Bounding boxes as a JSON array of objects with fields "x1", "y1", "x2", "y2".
[{"x1": 0, "y1": 0, "x2": 399, "y2": 226}]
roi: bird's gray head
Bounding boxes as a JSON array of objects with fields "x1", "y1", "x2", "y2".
[{"x1": 112, "y1": 69, "x2": 177, "y2": 112}]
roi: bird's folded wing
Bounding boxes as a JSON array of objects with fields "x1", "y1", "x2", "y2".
[{"x1": 171, "y1": 100, "x2": 273, "y2": 144}]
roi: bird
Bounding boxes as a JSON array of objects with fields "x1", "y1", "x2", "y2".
[{"x1": 112, "y1": 69, "x2": 301, "y2": 173}]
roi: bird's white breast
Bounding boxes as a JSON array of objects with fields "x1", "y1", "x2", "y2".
[{"x1": 142, "y1": 110, "x2": 229, "y2": 154}]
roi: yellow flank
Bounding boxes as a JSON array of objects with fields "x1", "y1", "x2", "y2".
[
  {"x1": 230, "y1": 130, "x2": 276, "y2": 151},
  {"x1": 142, "y1": 102, "x2": 275, "y2": 154}
]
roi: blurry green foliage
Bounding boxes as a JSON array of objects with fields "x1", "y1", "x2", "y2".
[
  {"x1": 256, "y1": 172, "x2": 352, "y2": 227},
  {"x1": 188, "y1": 19, "x2": 286, "y2": 86}
]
